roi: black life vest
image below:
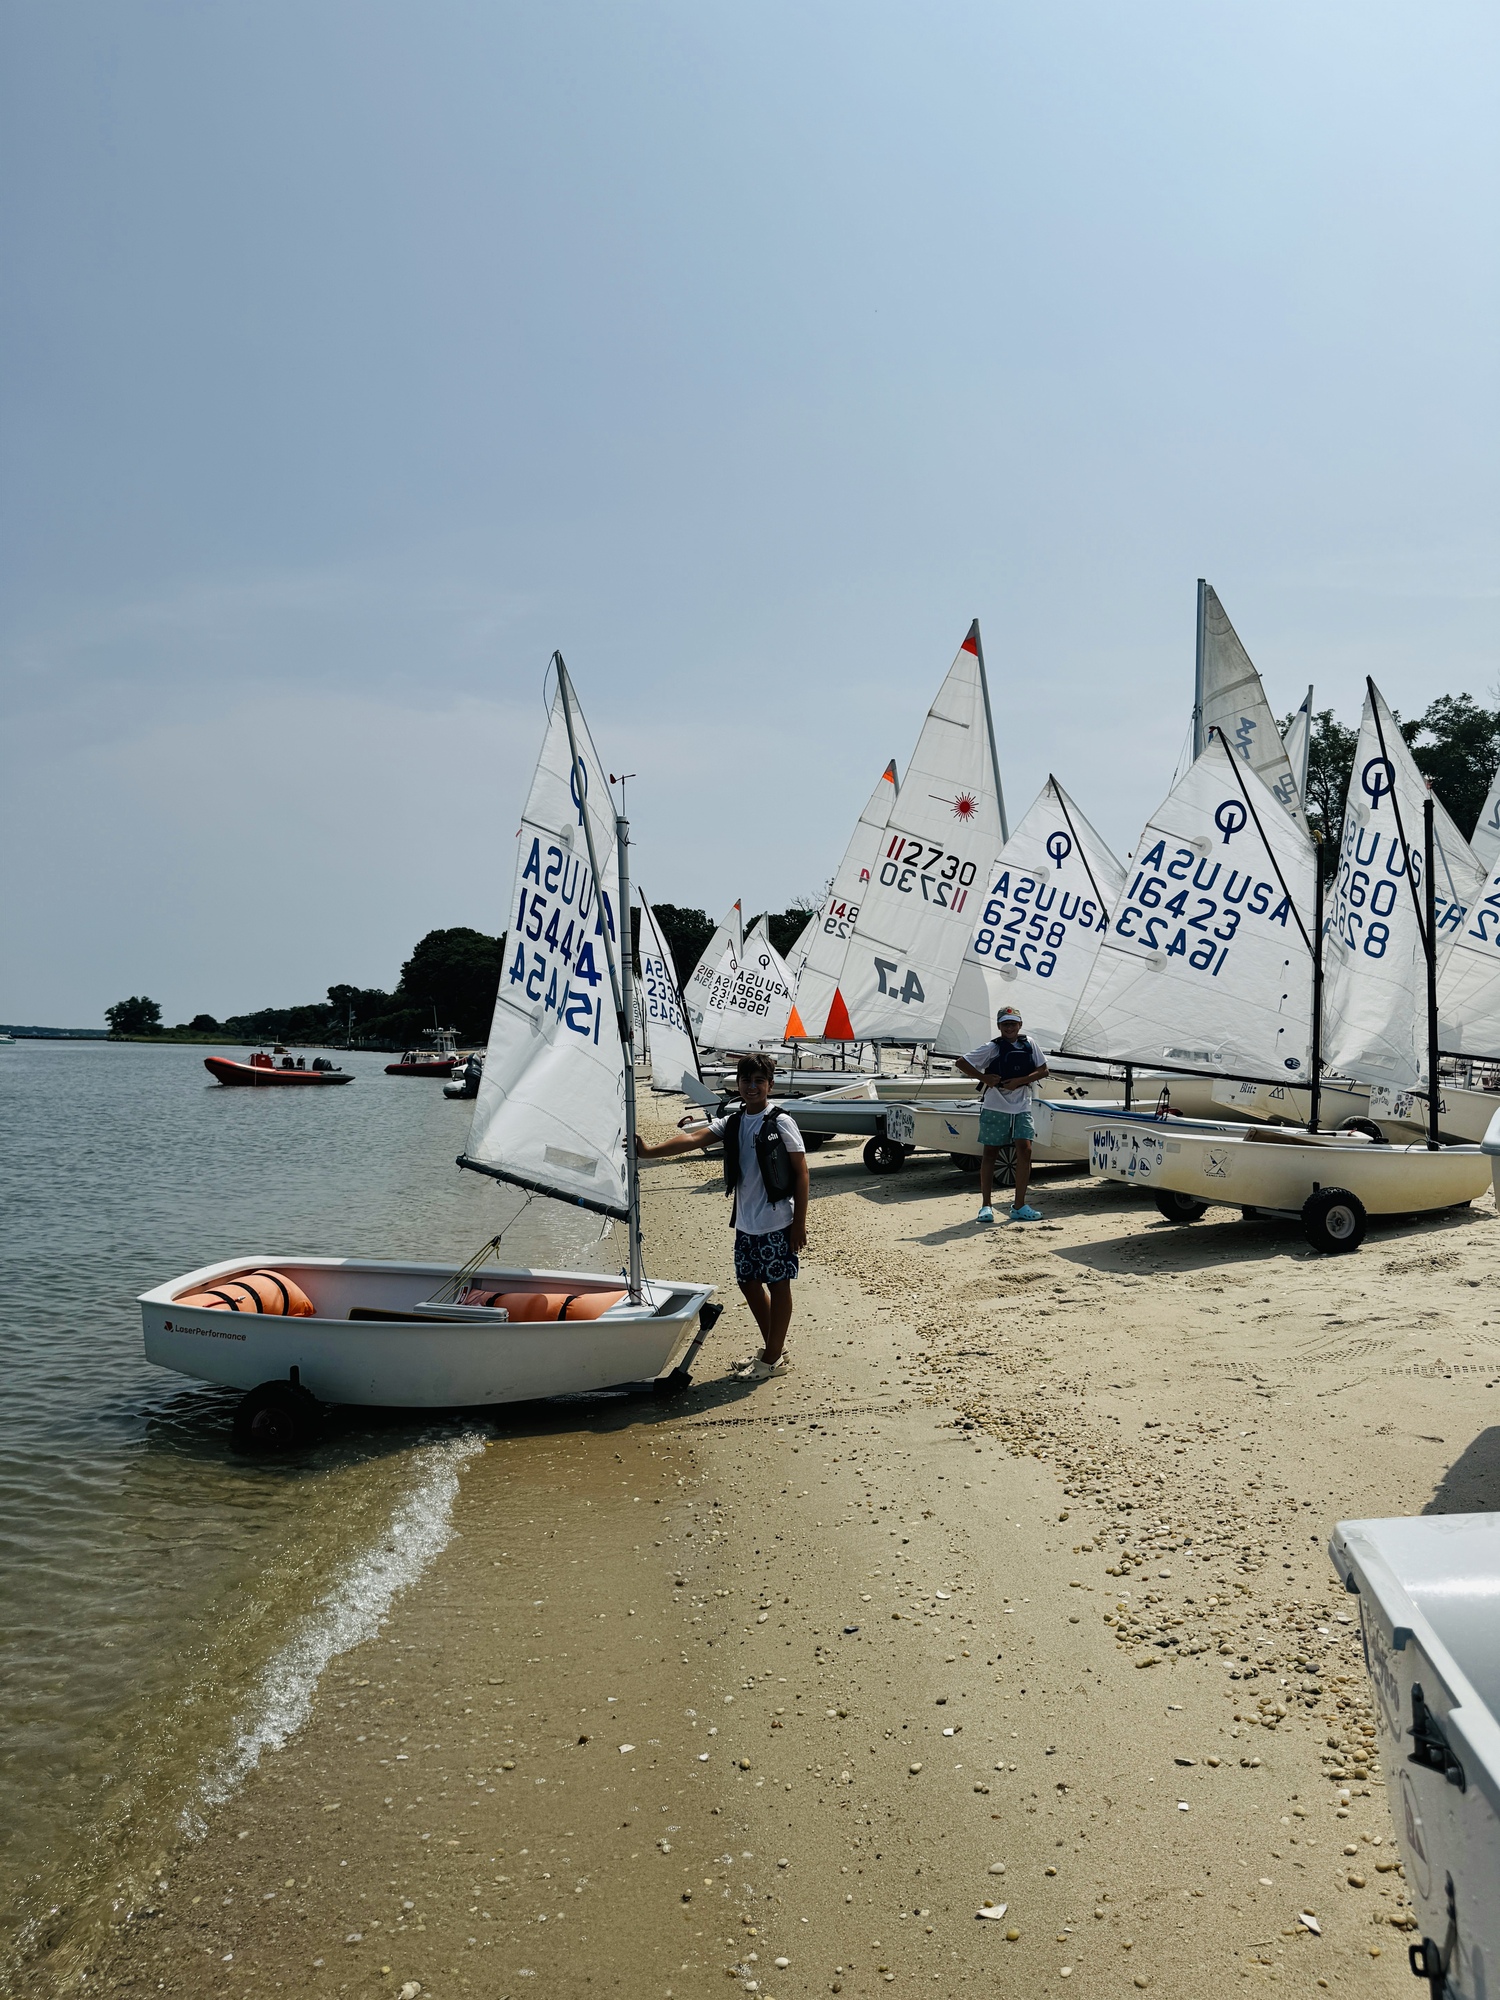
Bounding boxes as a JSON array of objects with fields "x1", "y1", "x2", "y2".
[
  {"x1": 980, "y1": 1035, "x2": 1043, "y2": 1085},
  {"x1": 722, "y1": 1104, "x2": 798, "y2": 1213}
]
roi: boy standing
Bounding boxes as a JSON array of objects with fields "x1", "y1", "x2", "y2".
[
  {"x1": 635, "y1": 1051, "x2": 808, "y2": 1379},
  {"x1": 957, "y1": 1006, "x2": 1049, "y2": 1224}
]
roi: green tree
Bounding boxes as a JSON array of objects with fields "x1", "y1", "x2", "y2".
[
  {"x1": 1298, "y1": 709, "x2": 1359, "y2": 877},
  {"x1": 105, "y1": 996, "x2": 162, "y2": 1036},
  {"x1": 1398, "y1": 693, "x2": 1500, "y2": 840},
  {"x1": 394, "y1": 928, "x2": 507, "y2": 1041}
]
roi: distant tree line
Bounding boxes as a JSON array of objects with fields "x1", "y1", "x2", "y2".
[{"x1": 105, "y1": 908, "x2": 818, "y2": 1046}]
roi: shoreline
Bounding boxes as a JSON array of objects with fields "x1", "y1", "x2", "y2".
[{"x1": 39, "y1": 1114, "x2": 1497, "y2": 1997}]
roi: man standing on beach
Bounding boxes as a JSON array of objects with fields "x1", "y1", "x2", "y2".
[
  {"x1": 957, "y1": 1006, "x2": 1049, "y2": 1225},
  {"x1": 635, "y1": 1051, "x2": 808, "y2": 1379}
]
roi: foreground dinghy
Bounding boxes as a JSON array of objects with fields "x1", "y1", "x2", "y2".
[{"x1": 143, "y1": 657, "x2": 718, "y2": 1445}]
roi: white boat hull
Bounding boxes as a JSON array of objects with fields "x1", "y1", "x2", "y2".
[
  {"x1": 1089, "y1": 1124, "x2": 1491, "y2": 1217},
  {"x1": 1331, "y1": 1515, "x2": 1500, "y2": 1998},
  {"x1": 140, "y1": 1257, "x2": 716, "y2": 1407}
]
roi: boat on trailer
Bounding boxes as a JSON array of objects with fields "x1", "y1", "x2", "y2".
[{"x1": 143, "y1": 657, "x2": 719, "y2": 1447}]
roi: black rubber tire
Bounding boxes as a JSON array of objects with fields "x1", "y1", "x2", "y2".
[
  {"x1": 232, "y1": 1380, "x2": 322, "y2": 1453},
  {"x1": 863, "y1": 1135, "x2": 906, "y2": 1175},
  {"x1": 1339, "y1": 1117, "x2": 1387, "y2": 1144},
  {"x1": 950, "y1": 1152, "x2": 982, "y2": 1176},
  {"x1": 801, "y1": 1132, "x2": 827, "y2": 1151},
  {"x1": 1301, "y1": 1186, "x2": 1367, "y2": 1254},
  {"x1": 977, "y1": 1141, "x2": 1018, "y2": 1189},
  {"x1": 1153, "y1": 1188, "x2": 1209, "y2": 1223}
]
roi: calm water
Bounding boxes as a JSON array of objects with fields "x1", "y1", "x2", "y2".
[{"x1": 0, "y1": 1040, "x2": 613, "y2": 1981}]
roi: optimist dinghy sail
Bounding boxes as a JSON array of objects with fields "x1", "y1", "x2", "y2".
[
  {"x1": 683, "y1": 900, "x2": 743, "y2": 1037},
  {"x1": 1062, "y1": 733, "x2": 1317, "y2": 1080},
  {"x1": 1194, "y1": 582, "x2": 1307, "y2": 830},
  {"x1": 1470, "y1": 765, "x2": 1500, "y2": 876},
  {"x1": 637, "y1": 895, "x2": 702, "y2": 1095},
  {"x1": 459, "y1": 663, "x2": 631, "y2": 1222},
  {"x1": 834, "y1": 624, "x2": 1006, "y2": 1041},
  {"x1": 787, "y1": 758, "x2": 899, "y2": 1040},
  {"x1": 1281, "y1": 688, "x2": 1314, "y2": 805},
  {"x1": 698, "y1": 918, "x2": 796, "y2": 1051},
  {"x1": 936, "y1": 777, "x2": 1125, "y2": 1053},
  {"x1": 1323, "y1": 679, "x2": 1484, "y2": 1090}
]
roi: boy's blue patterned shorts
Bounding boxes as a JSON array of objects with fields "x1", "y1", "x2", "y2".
[{"x1": 734, "y1": 1228, "x2": 799, "y2": 1284}]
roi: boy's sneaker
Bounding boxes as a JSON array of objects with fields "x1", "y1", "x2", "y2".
[
  {"x1": 1010, "y1": 1203, "x2": 1043, "y2": 1222},
  {"x1": 976, "y1": 1205, "x2": 995, "y2": 1224}
]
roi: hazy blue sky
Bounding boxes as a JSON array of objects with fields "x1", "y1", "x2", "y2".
[{"x1": 3, "y1": 1, "x2": 1496, "y2": 1024}]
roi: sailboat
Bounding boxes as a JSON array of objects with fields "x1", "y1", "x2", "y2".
[
  {"x1": 636, "y1": 895, "x2": 705, "y2": 1098},
  {"x1": 1084, "y1": 694, "x2": 1491, "y2": 1248},
  {"x1": 683, "y1": 900, "x2": 744, "y2": 1038},
  {"x1": 785, "y1": 758, "x2": 900, "y2": 1043},
  {"x1": 832, "y1": 622, "x2": 1008, "y2": 1044},
  {"x1": 696, "y1": 917, "x2": 796, "y2": 1052},
  {"x1": 140, "y1": 658, "x2": 719, "y2": 1447}
]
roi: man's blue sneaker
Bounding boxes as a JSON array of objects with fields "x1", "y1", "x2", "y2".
[
  {"x1": 1010, "y1": 1204, "x2": 1043, "y2": 1222},
  {"x1": 976, "y1": 1205, "x2": 995, "y2": 1224}
]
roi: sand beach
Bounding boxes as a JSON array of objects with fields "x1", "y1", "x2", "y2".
[{"x1": 65, "y1": 1108, "x2": 1500, "y2": 2000}]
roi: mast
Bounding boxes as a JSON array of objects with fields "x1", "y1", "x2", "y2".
[
  {"x1": 1425, "y1": 792, "x2": 1440, "y2": 1151},
  {"x1": 1296, "y1": 686, "x2": 1314, "y2": 797},
  {"x1": 971, "y1": 618, "x2": 1009, "y2": 845},
  {"x1": 1309, "y1": 843, "x2": 1324, "y2": 1133},
  {"x1": 1192, "y1": 578, "x2": 1206, "y2": 759},
  {"x1": 616, "y1": 808, "x2": 645, "y2": 1298},
  {"x1": 554, "y1": 655, "x2": 644, "y2": 1293}
]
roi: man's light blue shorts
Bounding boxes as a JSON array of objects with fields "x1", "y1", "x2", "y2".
[{"x1": 979, "y1": 1109, "x2": 1034, "y2": 1146}]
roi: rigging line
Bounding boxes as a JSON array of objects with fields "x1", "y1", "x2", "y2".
[
  {"x1": 1058, "y1": 1049, "x2": 1307, "y2": 1092},
  {"x1": 1049, "y1": 777, "x2": 1112, "y2": 921},
  {"x1": 1366, "y1": 679, "x2": 1430, "y2": 954},
  {"x1": 1207, "y1": 726, "x2": 1313, "y2": 957}
]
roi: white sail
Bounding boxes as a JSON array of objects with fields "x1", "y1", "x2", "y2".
[
  {"x1": 1062, "y1": 735, "x2": 1317, "y2": 1079},
  {"x1": 787, "y1": 758, "x2": 899, "y2": 1041},
  {"x1": 461, "y1": 676, "x2": 629, "y2": 1218},
  {"x1": 1323, "y1": 680, "x2": 1485, "y2": 1088},
  {"x1": 1471, "y1": 766, "x2": 1500, "y2": 876},
  {"x1": 782, "y1": 912, "x2": 818, "y2": 994},
  {"x1": 1281, "y1": 687, "x2": 1313, "y2": 804},
  {"x1": 698, "y1": 921, "x2": 796, "y2": 1051},
  {"x1": 1437, "y1": 856, "x2": 1500, "y2": 1060},
  {"x1": 1198, "y1": 584, "x2": 1307, "y2": 830},
  {"x1": 683, "y1": 899, "x2": 743, "y2": 1036},
  {"x1": 637, "y1": 895, "x2": 701, "y2": 1095},
  {"x1": 837, "y1": 628, "x2": 1004, "y2": 1040},
  {"x1": 936, "y1": 777, "x2": 1126, "y2": 1054}
]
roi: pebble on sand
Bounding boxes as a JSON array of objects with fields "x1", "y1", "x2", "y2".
[{"x1": 908, "y1": 1762, "x2": 922, "y2": 1774}]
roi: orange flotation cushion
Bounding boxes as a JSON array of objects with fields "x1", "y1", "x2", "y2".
[
  {"x1": 459, "y1": 1288, "x2": 626, "y2": 1322},
  {"x1": 175, "y1": 1268, "x2": 316, "y2": 1317}
]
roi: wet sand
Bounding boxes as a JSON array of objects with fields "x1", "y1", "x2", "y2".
[{"x1": 59, "y1": 1114, "x2": 1500, "y2": 2000}]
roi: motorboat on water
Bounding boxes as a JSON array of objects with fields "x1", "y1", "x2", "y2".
[
  {"x1": 206, "y1": 1053, "x2": 352, "y2": 1087},
  {"x1": 386, "y1": 1029, "x2": 461, "y2": 1077},
  {"x1": 144, "y1": 656, "x2": 719, "y2": 1446},
  {"x1": 442, "y1": 1051, "x2": 484, "y2": 1099},
  {"x1": 1088, "y1": 1116, "x2": 1491, "y2": 1251},
  {"x1": 1330, "y1": 1514, "x2": 1500, "y2": 1997}
]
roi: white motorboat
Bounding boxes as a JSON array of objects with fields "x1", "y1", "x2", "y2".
[
  {"x1": 1089, "y1": 1118, "x2": 1490, "y2": 1251},
  {"x1": 142, "y1": 656, "x2": 720, "y2": 1447},
  {"x1": 141, "y1": 1256, "x2": 713, "y2": 1416},
  {"x1": 1330, "y1": 1514, "x2": 1500, "y2": 1998}
]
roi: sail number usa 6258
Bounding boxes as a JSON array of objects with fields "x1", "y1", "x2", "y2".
[{"x1": 967, "y1": 869, "x2": 1106, "y2": 979}]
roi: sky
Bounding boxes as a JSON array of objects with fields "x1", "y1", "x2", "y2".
[{"x1": 2, "y1": 1, "x2": 1496, "y2": 1025}]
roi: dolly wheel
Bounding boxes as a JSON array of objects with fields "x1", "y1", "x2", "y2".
[
  {"x1": 1339, "y1": 1117, "x2": 1387, "y2": 1144},
  {"x1": 1302, "y1": 1186, "x2": 1366, "y2": 1254},
  {"x1": 863, "y1": 1135, "x2": 906, "y2": 1175},
  {"x1": 1153, "y1": 1188, "x2": 1209, "y2": 1223},
  {"x1": 232, "y1": 1379, "x2": 322, "y2": 1453},
  {"x1": 801, "y1": 1133, "x2": 827, "y2": 1151}
]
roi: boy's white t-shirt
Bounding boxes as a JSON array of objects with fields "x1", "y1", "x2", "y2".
[
  {"x1": 963, "y1": 1035, "x2": 1047, "y2": 1113},
  {"x1": 707, "y1": 1106, "x2": 806, "y2": 1235}
]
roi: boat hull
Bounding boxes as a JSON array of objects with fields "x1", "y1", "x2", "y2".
[
  {"x1": 1090, "y1": 1124, "x2": 1491, "y2": 1216},
  {"x1": 205, "y1": 1058, "x2": 353, "y2": 1087},
  {"x1": 1331, "y1": 1516, "x2": 1500, "y2": 1998},
  {"x1": 140, "y1": 1256, "x2": 715, "y2": 1406},
  {"x1": 385, "y1": 1060, "x2": 458, "y2": 1076}
]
